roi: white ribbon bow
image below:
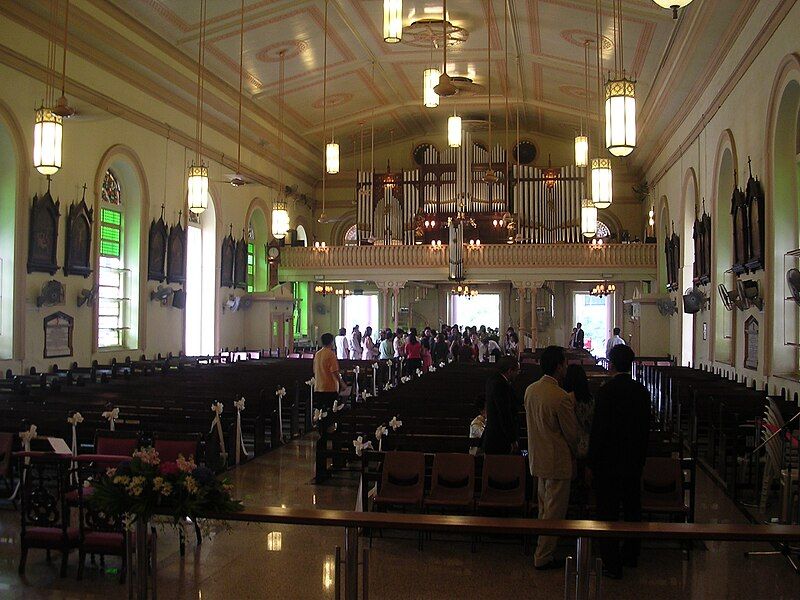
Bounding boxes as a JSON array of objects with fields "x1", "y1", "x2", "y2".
[
  {"x1": 371, "y1": 363, "x2": 379, "y2": 370},
  {"x1": 305, "y1": 378, "x2": 315, "y2": 387},
  {"x1": 439, "y1": 361, "x2": 446, "y2": 368},
  {"x1": 400, "y1": 375, "x2": 411, "y2": 384},
  {"x1": 371, "y1": 363, "x2": 379, "y2": 396},
  {"x1": 312, "y1": 408, "x2": 328, "y2": 424},
  {"x1": 19, "y1": 425, "x2": 37, "y2": 451},
  {"x1": 415, "y1": 368, "x2": 423, "y2": 377},
  {"x1": 389, "y1": 416, "x2": 403, "y2": 431},
  {"x1": 210, "y1": 402, "x2": 226, "y2": 459},
  {"x1": 354, "y1": 365, "x2": 360, "y2": 396},
  {"x1": 353, "y1": 436, "x2": 373, "y2": 457},
  {"x1": 375, "y1": 425, "x2": 388, "y2": 451},
  {"x1": 102, "y1": 407, "x2": 119, "y2": 431},
  {"x1": 361, "y1": 390, "x2": 372, "y2": 401},
  {"x1": 429, "y1": 365, "x2": 437, "y2": 372},
  {"x1": 383, "y1": 382, "x2": 393, "y2": 391},
  {"x1": 234, "y1": 397, "x2": 247, "y2": 465},
  {"x1": 67, "y1": 412, "x2": 83, "y2": 456},
  {"x1": 305, "y1": 378, "x2": 315, "y2": 417},
  {"x1": 354, "y1": 366, "x2": 361, "y2": 375},
  {"x1": 332, "y1": 399, "x2": 344, "y2": 413}
]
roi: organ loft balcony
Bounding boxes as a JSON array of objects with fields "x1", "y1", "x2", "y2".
[{"x1": 278, "y1": 242, "x2": 657, "y2": 283}]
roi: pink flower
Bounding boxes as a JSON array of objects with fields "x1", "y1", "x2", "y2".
[
  {"x1": 176, "y1": 454, "x2": 197, "y2": 473},
  {"x1": 159, "y1": 461, "x2": 179, "y2": 476}
]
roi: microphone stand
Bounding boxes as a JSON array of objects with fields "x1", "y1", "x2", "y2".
[{"x1": 743, "y1": 409, "x2": 800, "y2": 571}]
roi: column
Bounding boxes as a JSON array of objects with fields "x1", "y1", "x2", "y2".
[
  {"x1": 530, "y1": 281, "x2": 544, "y2": 350},
  {"x1": 392, "y1": 286, "x2": 401, "y2": 330},
  {"x1": 375, "y1": 281, "x2": 390, "y2": 331}
]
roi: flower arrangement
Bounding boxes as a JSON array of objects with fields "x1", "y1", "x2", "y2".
[{"x1": 90, "y1": 447, "x2": 242, "y2": 524}]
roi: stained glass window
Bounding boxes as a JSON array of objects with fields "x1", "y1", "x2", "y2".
[
  {"x1": 101, "y1": 169, "x2": 122, "y2": 205},
  {"x1": 596, "y1": 220, "x2": 611, "y2": 239},
  {"x1": 344, "y1": 224, "x2": 358, "y2": 245}
]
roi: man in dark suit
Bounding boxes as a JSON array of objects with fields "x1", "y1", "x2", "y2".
[
  {"x1": 587, "y1": 344, "x2": 651, "y2": 579},
  {"x1": 482, "y1": 356, "x2": 521, "y2": 454},
  {"x1": 573, "y1": 322, "x2": 585, "y2": 349}
]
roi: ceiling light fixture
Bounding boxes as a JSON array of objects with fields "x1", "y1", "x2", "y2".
[
  {"x1": 434, "y1": 0, "x2": 457, "y2": 97},
  {"x1": 581, "y1": 198, "x2": 598, "y2": 238},
  {"x1": 188, "y1": 0, "x2": 209, "y2": 214},
  {"x1": 52, "y1": 0, "x2": 74, "y2": 118},
  {"x1": 319, "y1": 0, "x2": 331, "y2": 223},
  {"x1": 448, "y1": 113, "x2": 462, "y2": 148},
  {"x1": 323, "y1": 0, "x2": 338, "y2": 175},
  {"x1": 574, "y1": 40, "x2": 590, "y2": 168},
  {"x1": 652, "y1": 0, "x2": 693, "y2": 19},
  {"x1": 484, "y1": 4, "x2": 496, "y2": 185},
  {"x1": 272, "y1": 47, "x2": 291, "y2": 239},
  {"x1": 590, "y1": 0, "x2": 612, "y2": 209},
  {"x1": 605, "y1": 0, "x2": 636, "y2": 157},
  {"x1": 423, "y1": 67, "x2": 441, "y2": 108},
  {"x1": 383, "y1": 0, "x2": 403, "y2": 43},
  {"x1": 34, "y1": 0, "x2": 63, "y2": 176}
]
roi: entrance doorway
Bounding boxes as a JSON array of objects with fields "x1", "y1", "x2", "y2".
[
  {"x1": 342, "y1": 294, "x2": 379, "y2": 333},
  {"x1": 450, "y1": 293, "x2": 501, "y2": 330},
  {"x1": 573, "y1": 292, "x2": 611, "y2": 357}
]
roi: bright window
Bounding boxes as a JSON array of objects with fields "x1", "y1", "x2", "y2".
[
  {"x1": 450, "y1": 293, "x2": 500, "y2": 330},
  {"x1": 574, "y1": 292, "x2": 611, "y2": 357},
  {"x1": 342, "y1": 294, "x2": 378, "y2": 333},
  {"x1": 246, "y1": 242, "x2": 255, "y2": 293},
  {"x1": 185, "y1": 196, "x2": 216, "y2": 356},
  {"x1": 97, "y1": 171, "x2": 127, "y2": 348}
]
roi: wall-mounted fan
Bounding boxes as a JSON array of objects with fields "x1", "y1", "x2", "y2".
[
  {"x1": 787, "y1": 268, "x2": 800, "y2": 305},
  {"x1": 656, "y1": 298, "x2": 678, "y2": 316},
  {"x1": 737, "y1": 279, "x2": 764, "y2": 311},
  {"x1": 150, "y1": 285, "x2": 174, "y2": 305},
  {"x1": 37, "y1": 280, "x2": 65, "y2": 307},
  {"x1": 682, "y1": 287, "x2": 708, "y2": 314},
  {"x1": 240, "y1": 296, "x2": 253, "y2": 311},
  {"x1": 77, "y1": 286, "x2": 97, "y2": 308},
  {"x1": 717, "y1": 284, "x2": 735, "y2": 311},
  {"x1": 224, "y1": 295, "x2": 241, "y2": 312}
]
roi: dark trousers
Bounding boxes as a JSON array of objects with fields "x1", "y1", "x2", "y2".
[
  {"x1": 594, "y1": 473, "x2": 642, "y2": 574},
  {"x1": 314, "y1": 391, "x2": 338, "y2": 412},
  {"x1": 405, "y1": 358, "x2": 422, "y2": 375}
]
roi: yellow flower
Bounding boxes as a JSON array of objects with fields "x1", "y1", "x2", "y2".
[
  {"x1": 153, "y1": 477, "x2": 165, "y2": 490},
  {"x1": 160, "y1": 483, "x2": 173, "y2": 496},
  {"x1": 113, "y1": 475, "x2": 130, "y2": 485},
  {"x1": 184, "y1": 476, "x2": 199, "y2": 495}
]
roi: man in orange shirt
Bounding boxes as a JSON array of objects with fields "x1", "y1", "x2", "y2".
[{"x1": 314, "y1": 333, "x2": 346, "y2": 411}]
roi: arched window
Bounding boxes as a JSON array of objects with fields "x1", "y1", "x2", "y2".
[
  {"x1": 296, "y1": 224, "x2": 308, "y2": 247},
  {"x1": 344, "y1": 223, "x2": 358, "y2": 245},
  {"x1": 247, "y1": 206, "x2": 268, "y2": 292},
  {"x1": 97, "y1": 169, "x2": 126, "y2": 348},
  {"x1": 185, "y1": 195, "x2": 217, "y2": 356},
  {"x1": 595, "y1": 220, "x2": 611, "y2": 240},
  {"x1": 0, "y1": 115, "x2": 19, "y2": 359}
]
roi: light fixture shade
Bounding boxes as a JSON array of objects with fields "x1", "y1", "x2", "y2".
[
  {"x1": 581, "y1": 198, "x2": 598, "y2": 238},
  {"x1": 33, "y1": 107, "x2": 63, "y2": 175},
  {"x1": 187, "y1": 163, "x2": 209, "y2": 214},
  {"x1": 383, "y1": 0, "x2": 403, "y2": 43},
  {"x1": 423, "y1": 68, "x2": 441, "y2": 108},
  {"x1": 591, "y1": 158, "x2": 613, "y2": 209},
  {"x1": 605, "y1": 78, "x2": 636, "y2": 157},
  {"x1": 448, "y1": 115, "x2": 462, "y2": 148},
  {"x1": 574, "y1": 135, "x2": 589, "y2": 168},
  {"x1": 326, "y1": 142, "x2": 340, "y2": 174},
  {"x1": 272, "y1": 200, "x2": 290, "y2": 239},
  {"x1": 652, "y1": 0, "x2": 693, "y2": 18}
]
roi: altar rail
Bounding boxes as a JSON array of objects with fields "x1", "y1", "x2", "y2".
[
  {"x1": 280, "y1": 243, "x2": 657, "y2": 279},
  {"x1": 186, "y1": 506, "x2": 800, "y2": 600}
]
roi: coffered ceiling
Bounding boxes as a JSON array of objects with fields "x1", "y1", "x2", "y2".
[{"x1": 3, "y1": 0, "x2": 753, "y2": 182}]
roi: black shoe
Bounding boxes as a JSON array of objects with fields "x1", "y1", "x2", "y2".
[
  {"x1": 535, "y1": 558, "x2": 565, "y2": 571},
  {"x1": 602, "y1": 568, "x2": 623, "y2": 580}
]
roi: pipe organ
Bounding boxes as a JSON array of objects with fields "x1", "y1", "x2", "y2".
[{"x1": 355, "y1": 132, "x2": 586, "y2": 245}]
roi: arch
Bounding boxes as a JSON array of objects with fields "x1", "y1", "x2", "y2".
[
  {"x1": 330, "y1": 210, "x2": 357, "y2": 245},
  {"x1": 681, "y1": 167, "x2": 699, "y2": 366},
  {"x1": 711, "y1": 129, "x2": 738, "y2": 365},
  {"x1": 657, "y1": 195, "x2": 670, "y2": 291},
  {"x1": 93, "y1": 145, "x2": 150, "y2": 352},
  {"x1": 0, "y1": 99, "x2": 27, "y2": 361},
  {"x1": 596, "y1": 208, "x2": 622, "y2": 239},
  {"x1": 765, "y1": 53, "x2": 800, "y2": 377},
  {"x1": 295, "y1": 224, "x2": 308, "y2": 246},
  {"x1": 245, "y1": 197, "x2": 270, "y2": 292}
]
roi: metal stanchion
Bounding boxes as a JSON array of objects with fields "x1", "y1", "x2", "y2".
[
  {"x1": 563, "y1": 556, "x2": 575, "y2": 600},
  {"x1": 344, "y1": 527, "x2": 359, "y2": 600},
  {"x1": 135, "y1": 519, "x2": 148, "y2": 600},
  {"x1": 575, "y1": 536, "x2": 591, "y2": 600},
  {"x1": 362, "y1": 548, "x2": 369, "y2": 600},
  {"x1": 126, "y1": 528, "x2": 134, "y2": 600},
  {"x1": 150, "y1": 526, "x2": 158, "y2": 600}
]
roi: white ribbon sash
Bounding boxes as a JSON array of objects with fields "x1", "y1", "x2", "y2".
[
  {"x1": 234, "y1": 398, "x2": 247, "y2": 465},
  {"x1": 210, "y1": 403, "x2": 226, "y2": 459}
]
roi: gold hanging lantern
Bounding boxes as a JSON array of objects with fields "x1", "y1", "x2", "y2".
[
  {"x1": 326, "y1": 141, "x2": 340, "y2": 174},
  {"x1": 581, "y1": 198, "x2": 598, "y2": 238},
  {"x1": 591, "y1": 158, "x2": 612, "y2": 209},
  {"x1": 383, "y1": 0, "x2": 403, "y2": 43},
  {"x1": 574, "y1": 135, "x2": 589, "y2": 168},
  {"x1": 272, "y1": 200, "x2": 290, "y2": 239},
  {"x1": 423, "y1": 68, "x2": 441, "y2": 108},
  {"x1": 448, "y1": 114, "x2": 462, "y2": 148},
  {"x1": 187, "y1": 163, "x2": 209, "y2": 214},
  {"x1": 605, "y1": 77, "x2": 636, "y2": 157},
  {"x1": 33, "y1": 106, "x2": 63, "y2": 175}
]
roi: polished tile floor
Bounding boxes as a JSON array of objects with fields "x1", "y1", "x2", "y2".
[{"x1": 0, "y1": 439, "x2": 798, "y2": 599}]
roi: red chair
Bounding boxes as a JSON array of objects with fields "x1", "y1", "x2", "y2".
[
  {"x1": 18, "y1": 454, "x2": 79, "y2": 577},
  {"x1": 424, "y1": 453, "x2": 475, "y2": 512},
  {"x1": 95, "y1": 430, "x2": 139, "y2": 463},
  {"x1": 153, "y1": 432, "x2": 201, "y2": 463}
]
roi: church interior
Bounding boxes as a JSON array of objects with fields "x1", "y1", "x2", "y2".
[{"x1": 1, "y1": 0, "x2": 800, "y2": 598}]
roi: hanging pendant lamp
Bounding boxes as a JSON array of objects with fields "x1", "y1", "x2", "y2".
[
  {"x1": 448, "y1": 114, "x2": 462, "y2": 148},
  {"x1": 326, "y1": 140, "x2": 340, "y2": 174},
  {"x1": 590, "y1": 0, "x2": 612, "y2": 209},
  {"x1": 574, "y1": 135, "x2": 589, "y2": 168},
  {"x1": 188, "y1": 0, "x2": 208, "y2": 214},
  {"x1": 575, "y1": 41, "x2": 590, "y2": 168},
  {"x1": 652, "y1": 0, "x2": 693, "y2": 19},
  {"x1": 33, "y1": 106, "x2": 62, "y2": 176},
  {"x1": 605, "y1": 0, "x2": 636, "y2": 157},
  {"x1": 581, "y1": 198, "x2": 598, "y2": 238},
  {"x1": 383, "y1": 0, "x2": 403, "y2": 43},
  {"x1": 423, "y1": 68, "x2": 441, "y2": 108}
]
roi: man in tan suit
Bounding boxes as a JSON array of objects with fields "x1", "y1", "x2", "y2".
[{"x1": 525, "y1": 346, "x2": 579, "y2": 569}]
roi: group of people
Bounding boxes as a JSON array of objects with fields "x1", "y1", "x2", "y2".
[
  {"x1": 478, "y1": 345, "x2": 650, "y2": 579},
  {"x1": 568, "y1": 321, "x2": 627, "y2": 359},
  {"x1": 333, "y1": 324, "x2": 521, "y2": 371}
]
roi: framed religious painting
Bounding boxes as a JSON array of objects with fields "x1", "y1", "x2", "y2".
[
  {"x1": 27, "y1": 186, "x2": 60, "y2": 275},
  {"x1": 166, "y1": 219, "x2": 186, "y2": 285},
  {"x1": 63, "y1": 188, "x2": 93, "y2": 278},
  {"x1": 147, "y1": 210, "x2": 168, "y2": 282},
  {"x1": 731, "y1": 186, "x2": 749, "y2": 274},
  {"x1": 220, "y1": 226, "x2": 235, "y2": 289},
  {"x1": 233, "y1": 234, "x2": 248, "y2": 290},
  {"x1": 745, "y1": 164, "x2": 765, "y2": 272}
]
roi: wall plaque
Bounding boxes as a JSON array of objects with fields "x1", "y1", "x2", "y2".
[
  {"x1": 166, "y1": 217, "x2": 187, "y2": 285},
  {"x1": 43, "y1": 311, "x2": 74, "y2": 359},
  {"x1": 743, "y1": 316, "x2": 758, "y2": 371},
  {"x1": 64, "y1": 186, "x2": 93, "y2": 278},
  {"x1": 27, "y1": 185, "x2": 60, "y2": 275}
]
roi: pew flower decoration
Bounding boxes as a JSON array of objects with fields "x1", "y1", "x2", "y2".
[
  {"x1": 102, "y1": 407, "x2": 120, "y2": 431},
  {"x1": 312, "y1": 408, "x2": 328, "y2": 425},
  {"x1": 375, "y1": 425, "x2": 388, "y2": 451},
  {"x1": 383, "y1": 382, "x2": 393, "y2": 391},
  {"x1": 332, "y1": 399, "x2": 344, "y2": 413},
  {"x1": 361, "y1": 391, "x2": 372, "y2": 400},
  {"x1": 209, "y1": 402, "x2": 226, "y2": 458},
  {"x1": 233, "y1": 397, "x2": 247, "y2": 465},
  {"x1": 400, "y1": 375, "x2": 411, "y2": 384},
  {"x1": 389, "y1": 416, "x2": 403, "y2": 431},
  {"x1": 275, "y1": 386, "x2": 287, "y2": 400},
  {"x1": 415, "y1": 368, "x2": 423, "y2": 377},
  {"x1": 352, "y1": 436, "x2": 373, "y2": 457},
  {"x1": 371, "y1": 363, "x2": 379, "y2": 370},
  {"x1": 439, "y1": 362, "x2": 446, "y2": 368},
  {"x1": 305, "y1": 377, "x2": 315, "y2": 388},
  {"x1": 19, "y1": 424, "x2": 37, "y2": 452},
  {"x1": 67, "y1": 411, "x2": 84, "y2": 457},
  {"x1": 428, "y1": 365, "x2": 437, "y2": 373},
  {"x1": 90, "y1": 447, "x2": 242, "y2": 524}
]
